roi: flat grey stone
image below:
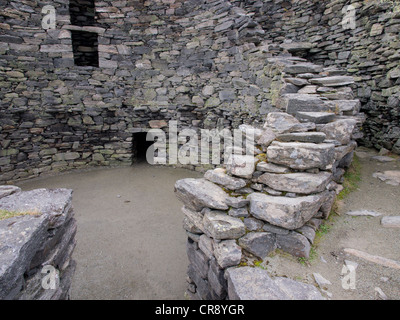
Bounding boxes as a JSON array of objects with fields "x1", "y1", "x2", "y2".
[
  {"x1": 319, "y1": 119, "x2": 357, "y2": 145},
  {"x1": 213, "y1": 240, "x2": 242, "y2": 268},
  {"x1": 182, "y1": 206, "x2": 205, "y2": 234},
  {"x1": 226, "y1": 267, "x2": 290, "y2": 300},
  {"x1": 263, "y1": 112, "x2": 315, "y2": 134},
  {"x1": 295, "y1": 111, "x2": 336, "y2": 124},
  {"x1": 309, "y1": 76, "x2": 354, "y2": 87},
  {"x1": 247, "y1": 192, "x2": 326, "y2": 230},
  {"x1": 283, "y1": 62, "x2": 323, "y2": 74},
  {"x1": 373, "y1": 171, "x2": 400, "y2": 186},
  {"x1": 204, "y1": 168, "x2": 247, "y2": 190},
  {"x1": 256, "y1": 161, "x2": 290, "y2": 173},
  {"x1": 0, "y1": 186, "x2": 21, "y2": 200},
  {"x1": 226, "y1": 155, "x2": 256, "y2": 179},
  {"x1": 225, "y1": 197, "x2": 249, "y2": 208},
  {"x1": 276, "y1": 231, "x2": 311, "y2": 258},
  {"x1": 258, "y1": 171, "x2": 332, "y2": 194},
  {"x1": 175, "y1": 178, "x2": 229, "y2": 211},
  {"x1": 274, "y1": 277, "x2": 325, "y2": 300},
  {"x1": 0, "y1": 188, "x2": 73, "y2": 229},
  {"x1": 346, "y1": 210, "x2": 382, "y2": 217},
  {"x1": 238, "y1": 232, "x2": 276, "y2": 259},
  {"x1": 0, "y1": 214, "x2": 49, "y2": 299},
  {"x1": 277, "y1": 132, "x2": 327, "y2": 143},
  {"x1": 381, "y1": 216, "x2": 400, "y2": 228},
  {"x1": 203, "y1": 210, "x2": 246, "y2": 240},
  {"x1": 228, "y1": 207, "x2": 249, "y2": 218},
  {"x1": 267, "y1": 141, "x2": 336, "y2": 170}
]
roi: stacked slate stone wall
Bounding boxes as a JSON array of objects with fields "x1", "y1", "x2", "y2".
[
  {"x1": 175, "y1": 56, "x2": 364, "y2": 300},
  {"x1": 0, "y1": 185, "x2": 76, "y2": 300},
  {"x1": 0, "y1": 0, "x2": 276, "y2": 183},
  {"x1": 237, "y1": 0, "x2": 400, "y2": 153}
]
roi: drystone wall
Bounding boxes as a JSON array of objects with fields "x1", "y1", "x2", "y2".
[
  {"x1": 0, "y1": 185, "x2": 76, "y2": 300},
  {"x1": 0, "y1": 0, "x2": 278, "y2": 183},
  {"x1": 237, "y1": 0, "x2": 400, "y2": 153},
  {"x1": 175, "y1": 56, "x2": 364, "y2": 300}
]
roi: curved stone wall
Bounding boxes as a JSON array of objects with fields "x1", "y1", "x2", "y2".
[{"x1": 237, "y1": 0, "x2": 400, "y2": 153}]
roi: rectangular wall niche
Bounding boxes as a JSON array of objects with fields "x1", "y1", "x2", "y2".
[
  {"x1": 69, "y1": 0, "x2": 96, "y2": 26},
  {"x1": 71, "y1": 31, "x2": 99, "y2": 67}
]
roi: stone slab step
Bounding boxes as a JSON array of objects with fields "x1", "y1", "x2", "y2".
[{"x1": 295, "y1": 111, "x2": 336, "y2": 124}]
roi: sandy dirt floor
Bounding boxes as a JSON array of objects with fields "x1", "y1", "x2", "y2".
[
  {"x1": 17, "y1": 163, "x2": 202, "y2": 300},
  {"x1": 16, "y1": 147, "x2": 400, "y2": 300}
]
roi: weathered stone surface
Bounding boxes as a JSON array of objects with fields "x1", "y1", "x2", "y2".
[
  {"x1": 238, "y1": 232, "x2": 276, "y2": 259},
  {"x1": 295, "y1": 111, "x2": 336, "y2": 124},
  {"x1": 263, "y1": 112, "x2": 315, "y2": 134},
  {"x1": 276, "y1": 132, "x2": 327, "y2": 143},
  {"x1": 281, "y1": 94, "x2": 330, "y2": 115},
  {"x1": 256, "y1": 161, "x2": 290, "y2": 173},
  {"x1": 381, "y1": 216, "x2": 400, "y2": 228},
  {"x1": 258, "y1": 172, "x2": 332, "y2": 194},
  {"x1": 204, "y1": 168, "x2": 247, "y2": 190},
  {"x1": 310, "y1": 76, "x2": 354, "y2": 87},
  {"x1": 228, "y1": 207, "x2": 249, "y2": 218},
  {"x1": 199, "y1": 235, "x2": 214, "y2": 259},
  {"x1": 0, "y1": 189, "x2": 73, "y2": 229},
  {"x1": 276, "y1": 231, "x2": 311, "y2": 258},
  {"x1": 226, "y1": 267, "x2": 290, "y2": 300},
  {"x1": 187, "y1": 240, "x2": 209, "y2": 279},
  {"x1": 372, "y1": 171, "x2": 400, "y2": 186},
  {"x1": 283, "y1": 62, "x2": 323, "y2": 74},
  {"x1": 225, "y1": 197, "x2": 249, "y2": 209},
  {"x1": 182, "y1": 206, "x2": 205, "y2": 234},
  {"x1": 274, "y1": 277, "x2": 324, "y2": 300},
  {"x1": 213, "y1": 240, "x2": 242, "y2": 268},
  {"x1": 267, "y1": 141, "x2": 336, "y2": 170},
  {"x1": 247, "y1": 192, "x2": 325, "y2": 230},
  {"x1": 203, "y1": 211, "x2": 246, "y2": 240},
  {"x1": 226, "y1": 155, "x2": 256, "y2": 179},
  {"x1": 0, "y1": 214, "x2": 49, "y2": 299},
  {"x1": 320, "y1": 119, "x2": 357, "y2": 145},
  {"x1": 208, "y1": 258, "x2": 227, "y2": 299},
  {"x1": 0, "y1": 185, "x2": 21, "y2": 199},
  {"x1": 175, "y1": 178, "x2": 229, "y2": 211}
]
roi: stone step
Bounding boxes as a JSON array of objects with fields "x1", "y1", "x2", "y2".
[
  {"x1": 295, "y1": 111, "x2": 336, "y2": 124},
  {"x1": 283, "y1": 62, "x2": 323, "y2": 75},
  {"x1": 257, "y1": 171, "x2": 332, "y2": 194},
  {"x1": 266, "y1": 141, "x2": 336, "y2": 170},
  {"x1": 324, "y1": 100, "x2": 361, "y2": 115},
  {"x1": 309, "y1": 76, "x2": 355, "y2": 87},
  {"x1": 281, "y1": 94, "x2": 331, "y2": 115},
  {"x1": 276, "y1": 132, "x2": 327, "y2": 143}
]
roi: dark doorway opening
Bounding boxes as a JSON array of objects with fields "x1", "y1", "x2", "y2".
[
  {"x1": 71, "y1": 31, "x2": 99, "y2": 67},
  {"x1": 133, "y1": 132, "x2": 154, "y2": 164}
]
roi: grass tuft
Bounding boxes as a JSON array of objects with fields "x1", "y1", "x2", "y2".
[{"x1": 0, "y1": 209, "x2": 41, "y2": 221}]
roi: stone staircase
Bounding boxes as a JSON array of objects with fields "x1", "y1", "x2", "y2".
[{"x1": 175, "y1": 52, "x2": 366, "y2": 300}]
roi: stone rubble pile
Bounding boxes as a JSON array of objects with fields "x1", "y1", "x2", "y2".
[
  {"x1": 175, "y1": 56, "x2": 365, "y2": 300},
  {"x1": 0, "y1": 186, "x2": 76, "y2": 300}
]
